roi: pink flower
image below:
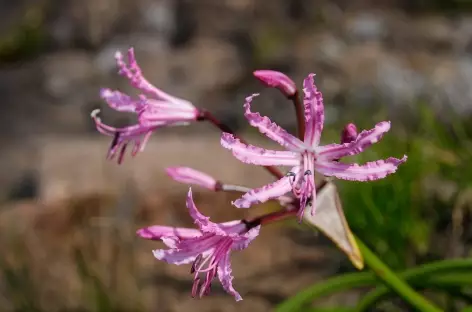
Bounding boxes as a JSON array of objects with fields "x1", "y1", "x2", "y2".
[
  {"x1": 92, "y1": 48, "x2": 199, "y2": 163},
  {"x1": 253, "y1": 70, "x2": 297, "y2": 97},
  {"x1": 221, "y1": 73, "x2": 407, "y2": 218},
  {"x1": 166, "y1": 167, "x2": 219, "y2": 191},
  {"x1": 137, "y1": 188, "x2": 260, "y2": 301}
]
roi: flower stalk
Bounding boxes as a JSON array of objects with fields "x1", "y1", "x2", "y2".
[{"x1": 289, "y1": 91, "x2": 306, "y2": 140}]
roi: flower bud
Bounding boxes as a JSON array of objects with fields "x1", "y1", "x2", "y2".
[
  {"x1": 340, "y1": 123, "x2": 358, "y2": 144},
  {"x1": 253, "y1": 70, "x2": 297, "y2": 97}
]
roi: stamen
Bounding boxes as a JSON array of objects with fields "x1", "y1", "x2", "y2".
[
  {"x1": 191, "y1": 254, "x2": 203, "y2": 274},
  {"x1": 203, "y1": 283, "x2": 212, "y2": 296},
  {"x1": 286, "y1": 171, "x2": 297, "y2": 186},
  {"x1": 191, "y1": 277, "x2": 201, "y2": 298},
  {"x1": 297, "y1": 205, "x2": 305, "y2": 223},
  {"x1": 199, "y1": 266, "x2": 217, "y2": 298},
  {"x1": 117, "y1": 144, "x2": 127, "y2": 164},
  {"x1": 304, "y1": 170, "x2": 312, "y2": 176},
  {"x1": 111, "y1": 131, "x2": 121, "y2": 150}
]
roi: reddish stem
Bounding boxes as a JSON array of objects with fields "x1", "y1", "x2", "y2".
[
  {"x1": 289, "y1": 90, "x2": 305, "y2": 140},
  {"x1": 198, "y1": 109, "x2": 284, "y2": 179},
  {"x1": 244, "y1": 209, "x2": 297, "y2": 229}
]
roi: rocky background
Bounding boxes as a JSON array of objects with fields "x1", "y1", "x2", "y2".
[
  {"x1": 1, "y1": 0, "x2": 472, "y2": 199},
  {"x1": 1, "y1": 1, "x2": 472, "y2": 311}
]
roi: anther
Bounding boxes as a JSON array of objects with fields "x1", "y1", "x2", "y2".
[
  {"x1": 111, "y1": 132, "x2": 121, "y2": 149},
  {"x1": 191, "y1": 277, "x2": 201, "y2": 298},
  {"x1": 191, "y1": 254, "x2": 203, "y2": 274}
]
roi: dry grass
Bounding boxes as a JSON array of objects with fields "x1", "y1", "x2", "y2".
[{"x1": 0, "y1": 188, "x2": 350, "y2": 312}]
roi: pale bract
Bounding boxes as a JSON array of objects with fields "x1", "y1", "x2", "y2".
[
  {"x1": 136, "y1": 188, "x2": 260, "y2": 301},
  {"x1": 91, "y1": 48, "x2": 199, "y2": 163},
  {"x1": 221, "y1": 73, "x2": 407, "y2": 218}
]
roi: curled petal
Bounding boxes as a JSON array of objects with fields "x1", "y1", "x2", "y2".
[
  {"x1": 243, "y1": 94, "x2": 306, "y2": 152},
  {"x1": 136, "y1": 225, "x2": 201, "y2": 241},
  {"x1": 315, "y1": 156, "x2": 408, "y2": 181},
  {"x1": 253, "y1": 70, "x2": 297, "y2": 97},
  {"x1": 233, "y1": 175, "x2": 294, "y2": 208},
  {"x1": 186, "y1": 188, "x2": 228, "y2": 235},
  {"x1": 115, "y1": 48, "x2": 194, "y2": 109},
  {"x1": 303, "y1": 73, "x2": 325, "y2": 147},
  {"x1": 221, "y1": 133, "x2": 300, "y2": 166},
  {"x1": 300, "y1": 154, "x2": 316, "y2": 217},
  {"x1": 318, "y1": 121, "x2": 391, "y2": 160},
  {"x1": 217, "y1": 251, "x2": 243, "y2": 301},
  {"x1": 100, "y1": 88, "x2": 144, "y2": 113},
  {"x1": 340, "y1": 123, "x2": 358, "y2": 144},
  {"x1": 166, "y1": 167, "x2": 218, "y2": 190},
  {"x1": 91, "y1": 109, "x2": 158, "y2": 163}
]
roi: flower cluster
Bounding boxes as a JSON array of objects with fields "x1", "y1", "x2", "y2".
[{"x1": 92, "y1": 51, "x2": 407, "y2": 301}]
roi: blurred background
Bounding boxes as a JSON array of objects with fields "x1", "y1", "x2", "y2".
[{"x1": 1, "y1": 0, "x2": 472, "y2": 311}]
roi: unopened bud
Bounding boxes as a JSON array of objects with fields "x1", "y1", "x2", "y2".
[
  {"x1": 340, "y1": 123, "x2": 358, "y2": 144},
  {"x1": 253, "y1": 70, "x2": 297, "y2": 97}
]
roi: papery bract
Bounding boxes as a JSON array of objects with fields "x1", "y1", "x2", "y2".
[
  {"x1": 221, "y1": 73, "x2": 407, "y2": 218},
  {"x1": 253, "y1": 70, "x2": 297, "y2": 97},
  {"x1": 92, "y1": 48, "x2": 199, "y2": 163},
  {"x1": 136, "y1": 188, "x2": 260, "y2": 301}
]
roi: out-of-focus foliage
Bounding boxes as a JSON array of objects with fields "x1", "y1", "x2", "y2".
[{"x1": 323, "y1": 105, "x2": 472, "y2": 270}]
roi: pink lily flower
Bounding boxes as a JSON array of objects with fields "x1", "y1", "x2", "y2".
[
  {"x1": 137, "y1": 188, "x2": 260, "y2": 301},
  {"x1": 221, "y1": 73, "x2": 407, "y2": 217},
  {"x1": 92, "y1": 48, "x2": 199, "y2": 163},
  {"x1": 253, "y1": 70, "x2": 297, "y2": 97}
]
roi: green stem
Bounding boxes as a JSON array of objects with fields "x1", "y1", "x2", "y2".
[
  {"x1": 356, "y1": 237, "x2": 442, "y2": 312},
  {"x1": 276, "y1": 254, "x2": 472, "y2": 312},
  {"x1": 275, "y1": 272, "x2": 373, "y2": 312},
  {"x1": 358, "y1": 274, "x2": 472, "y2": 310}
]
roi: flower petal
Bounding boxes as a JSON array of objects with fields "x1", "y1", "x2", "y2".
[
  {"x1": 153, "y1": 236, "x2": 216, "y2": 265},
  {"x1": 303, "y1": 73, "x2": 325, "y2": 147},
  {"x1": 221, "y1": 133, "x2": 300, "y2": 166},
  {"x1": 217, "y1": 251, "x2": 243, "y2": 301},
  {"x1": 100, "y1": 88, "x2": 144, "y2": 113},
  {"x1": 115, "y1": 48, "x2": 195, "y2": 109},
  {"x1": 253, "y1": 70, "x2": 297, "y2": 97},
  {"x1": 232, "y1": 225, "x2": 261, "y2": 250},
  {"x1": 166, "y1": 167, "x2": 218, "y2": 190},
  {"x1": 233, "y1": 174, "x2": 295, "y2": 208},
  {"x1": 136, "y1": 225, "x2": 202, "y2": 241},
  {"x1": 317, "y1": 121, "x2": 391, "y2": 160},
  {"x1": 243, "y1": 94, "x2": 306, "y2": 152},
  {"x1": 186, "y1": 188, "x2": 228, "y2": 235},
  {"x1": 315, "y1": 156, "x2": 408, "y2": 181},
  {"x1": 139, "y1": 99, "x2": 199, "y2": 123}
]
